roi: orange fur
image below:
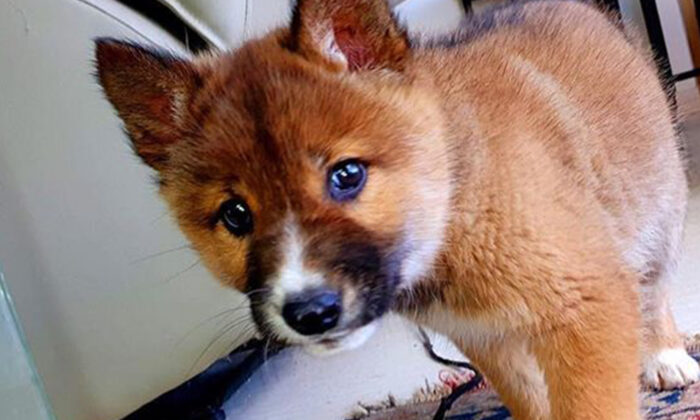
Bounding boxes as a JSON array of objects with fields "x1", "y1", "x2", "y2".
[{"x1": 95, "y1": 1, "x2": 698, "y2": 418}]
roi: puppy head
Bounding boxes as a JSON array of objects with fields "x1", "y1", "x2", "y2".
[{"x1": 95, "y1": 0, "x2": 451, "y2": 354}]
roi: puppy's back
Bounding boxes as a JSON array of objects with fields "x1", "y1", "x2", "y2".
[{"x1": 415, "y1": 0, "x2": 684, "y2": 265}]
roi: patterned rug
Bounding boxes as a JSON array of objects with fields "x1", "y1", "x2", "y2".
[{"x1": 353, "y1": 337, "x2": 700, "y2": 420}]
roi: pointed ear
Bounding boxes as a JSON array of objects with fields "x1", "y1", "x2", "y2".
[
  {"x1": 94, "y1": 39, "x2": 201, "y2": 171},
  {"x1": 289, "y1": 0, "x2": 410, "y2": 72}
]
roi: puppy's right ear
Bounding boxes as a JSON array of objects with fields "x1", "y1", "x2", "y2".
[
  {"x1": 289, "y1": 0, "x2": 409, "y2": 72},
  {"x1": 94, "y1": 39, "x2": 200, "y2": 171}
]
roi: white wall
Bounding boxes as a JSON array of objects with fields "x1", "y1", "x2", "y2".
[{"x1": 0, "y1": 1, "x2": 248, "y2": 419}]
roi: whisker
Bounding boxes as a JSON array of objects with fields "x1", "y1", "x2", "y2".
[
  {"x1": 187, "y1": 320, "x2": 248, "y2": 376},
  {"x1": 130, "y1": 244, "x2": 191, "y2": 265},
  {"x1": 263, "y1": 336, "x2": 272, "y2": 368},
  {"x1": 214, "y1": 314, "x2": 253, "y2": 332},
  {"x1": 244, "y1": 287, "x2": 270, "y2": 298},
  {"x1": 224, "y1": 297, "x2": 255, "y2": 313},
  {"x1": 165, "y1": 259, "x2": 201, "y2": 283},
  {"x1": 149, "y1": 211, "x2": 169, "y2": 225},
  {"x1": 174, "y1": 307, "x2": 250, "y2": 349},
  {"x1": 210, "y1": 308, "x2": 252, "y2": 328},
  {"x1": 219, "y1": 324, "x2": 257, "y2": 360},
  {"x1": 243, "y1": 0, "x2": 250, "y2": 38}
]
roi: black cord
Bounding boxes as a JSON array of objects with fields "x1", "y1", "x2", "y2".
[
  {"x1": 418, "y1": 328, "x2": 473, "y2": 369},
  {"x1": 115, "y1": 0, "x2": 211, "y2": 53},
  {"x1": 122, "y1": 339, "x2": 284, "y2": 420},
  {"x1": 418, "y1": 328, "x2": 484, "y2": 420},
  {"x1": 432, "y1": 373, "x2": 483, "y2": 420}
]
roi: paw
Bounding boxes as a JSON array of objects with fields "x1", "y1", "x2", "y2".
[{"x1": 642, "y1": 348, "x2": 700, "y2": 390}]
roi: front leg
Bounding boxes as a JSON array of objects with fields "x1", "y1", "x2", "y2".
[
  {"x1": 532, "y1": 279, "x2": 641, "y2": 420},
  {"x1": 458, "y1": 333, "x2": 550, "y2": 420},
  {"x1": 405, "y1": 303, "x2": 550, "y2": 420}
]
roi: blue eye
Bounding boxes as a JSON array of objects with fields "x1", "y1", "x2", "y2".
[
  {"x1": 219, "y1": 197, "x2": 254, "y2": 237},
  {"x1": 328, "y1": 160, "x2": 367, "y2": 201}
]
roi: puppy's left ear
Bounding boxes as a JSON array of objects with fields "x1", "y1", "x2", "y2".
[
  {"x1": 94, "y1": 39, "x2": 201, "y2": 171},
  {"x1": 289, "y1": 0, "x2": 410, "y2": 72}
]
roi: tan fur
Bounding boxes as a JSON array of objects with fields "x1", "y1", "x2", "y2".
[
  {"x1": 95, "y1": 1, "x2": 698, "y2": 418},
  {"x1": 404, "y1": 2, "x2": 691, "y2": 417}
]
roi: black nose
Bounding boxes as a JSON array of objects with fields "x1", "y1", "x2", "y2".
[{"x1": 282, "y1": 289, "x2": 341, "y2": 336}]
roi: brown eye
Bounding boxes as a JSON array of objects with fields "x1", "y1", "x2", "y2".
[
  {"x1": 219, "y1": 198, "x2": 253, "y2": 237},
  {"x1": 328, "y1": 160, "x2": 367, "y2": 201}
]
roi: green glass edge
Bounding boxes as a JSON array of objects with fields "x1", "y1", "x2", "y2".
[{"x1": 0, "y1": 266, "x2": 56, "y2": 420}]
